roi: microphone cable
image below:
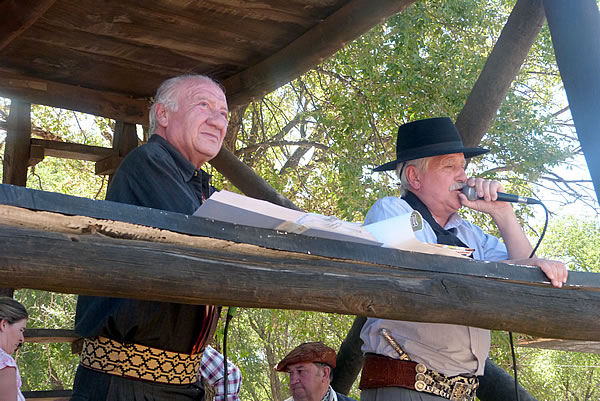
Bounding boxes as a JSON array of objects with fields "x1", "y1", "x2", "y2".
[
  {"x1": 223, "y1": 306, "x2": 237, "y2": 401},
  {"x1": 509, "y1": 200, "x2": 548, "y2": 401}
]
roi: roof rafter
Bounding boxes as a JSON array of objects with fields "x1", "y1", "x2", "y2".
[
  {"x1": 223, "y1": 0, "x2": 417, "y2": 108},
  {"x1": 0, "y1": 0, "x2": 57, "y2": 51}
]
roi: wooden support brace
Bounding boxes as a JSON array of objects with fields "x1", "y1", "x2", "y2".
[
  {"x1": 2, "y1": 100, "x2": 31, "y2": 186},
  {"x1": 455, "y1": 0, "x2": 546, "y2": 147},
  {"x1": 95, "y1": 155, "x2": 123, "y2": 176},
  {"x1": 30, "y1": 138, "x2": 116, "y2": 162},
  {"x1": 28, "y1": 144, "x2": 45, "y2": 167}
]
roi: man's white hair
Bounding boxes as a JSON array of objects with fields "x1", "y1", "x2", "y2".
[
  {"x1": 396, "y1": 157, "x2": 431, "y2": 196},
  {"x1": 148, "y1": 74, "x2": 221, "y2": 135}
]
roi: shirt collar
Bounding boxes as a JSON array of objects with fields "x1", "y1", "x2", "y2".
[
  {"x1": 149, "y1": 134, "x2": 211, "y2": 183},
  {"x1": 445, "y1": 211, "x2": 465, "y2": 230}
]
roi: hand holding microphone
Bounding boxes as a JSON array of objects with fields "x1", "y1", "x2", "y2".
[{"x1": 461, "y1": 183, "x2": 541, "y2": 205}]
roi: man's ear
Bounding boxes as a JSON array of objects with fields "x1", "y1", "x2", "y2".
[
  {"x1": 322, "y1": 366, "x2": 331, "y2": 382},
  {"x1": 154, "y1": 103, "x2": 169, "y2": 128},
  {"x1": 405, "y1": 165, "x2": 421, "y2": 190},
  {"x1": 0, "y1": 318, "x2": 7, "y2": 332}
]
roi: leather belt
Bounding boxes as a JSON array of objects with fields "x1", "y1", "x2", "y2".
[
  {"x1": 359, "y1": 354, "x2": 479, "y2": 401},
  {"x1": 80, "y1": 336, "x2": 202, "y2": 385}
]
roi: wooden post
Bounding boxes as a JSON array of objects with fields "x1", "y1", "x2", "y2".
[
  {"x1": 113, "y1": 121, "x2": 138, "y2": 157},
  {"x1": 2, "y1": 100, "x2": 31, "y2": 186},
  {"x1": 1, "y1": 100, "x2": 31, "y2": 297},
  {"x1": 543, "y1": 0, "x2": 600, "y2": 201},
  {"x1": 455, "y1": 0, "x2": 545, "y2": 147},
  {"x1": 103, "y1": 121, "x2": 139, "y2": 183}
]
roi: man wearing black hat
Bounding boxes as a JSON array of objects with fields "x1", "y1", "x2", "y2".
[
  {"x1": 358, "y1": 117, "x2": 568, "y2": 401},
  {"x1": 276, "y1": 342, "x2": 357, "y2": 401}
]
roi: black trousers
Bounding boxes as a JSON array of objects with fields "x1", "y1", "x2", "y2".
[{"x1": 71, "y1": 365, "x2": 205, "y2": 401}]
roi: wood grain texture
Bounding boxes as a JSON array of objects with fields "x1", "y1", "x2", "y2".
[
  {"x1": 30, "y1": 139, "x2": 116, "y2": 162},
  {"x1": 1, "y1": 213, "x2": 600, "y2": 341},
  {"x1": 0, "y1": 0, "x2": 57, "y2": 51},
  {"x1": 2, "y1": 101, "x2": 31, "y2": 186},
  {"x1": 224, "y1": 0, "x2": 417, "y2": 107},
  {"x1": 0, "y1": 71, "x2": 149, "y2": 124}
]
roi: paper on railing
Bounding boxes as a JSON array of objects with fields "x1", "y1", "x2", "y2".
[
  {"x1": 363, "y1": 211, "x2": 468, "y2": 258},
  {"x1": 194, "y1": 190, "x2": 467, "y2": 257},
  {"x1": 193, "y1": 190, "x2": 381, "y2": 245}
]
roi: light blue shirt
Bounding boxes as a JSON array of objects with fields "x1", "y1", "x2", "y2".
[{"x1": 360, "y1": 196, "x2": 508, "y2": 376}]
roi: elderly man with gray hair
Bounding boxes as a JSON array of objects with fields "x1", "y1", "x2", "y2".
[
  {"x1": 72, "y1": 74, "x2": 229, "y2": 401},
  {"x1": 277, "y1": 342, "x2": 357, "y2": 401},
  {"x1": 359, "y1": 117, "x2": 568, "y2": 401}
]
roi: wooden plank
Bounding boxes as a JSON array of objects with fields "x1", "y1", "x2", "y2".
[
  {"x1": 0, "y1": 71, "x2": 149, "y2": 125},
  {"x1": 28, "y1": 144, "x2": 45, "y2": 167},
  {"x1": 2, "y1": 101, "x2": 31, "y2": 186},
  {"x1": 22, "y1": 390, "x2": 71, "y2": 401},
  {"x1": 223, "y1": 0, "x2": 417, "y2": 108},
  {"x1": 24, "y1": 329, "x2": 79, "y2": 344},
  {"x1": 1, "y1": 41, "x2": 174, "y2": 100},
  {"x1": 2, "y1": 219, "x2": 600, "y2": 341},
  {"x1": 543, "y1": 0, "x2": 600, "y2": 200},
  {"x1": 113, "y1": 122, "x2": 138, "y2": 157},
  {"x1": 3, "y1": 184, "x2": 598, "y2": 289},
  {"x1": 456, "y1": 0, "x2": 546, "y2": 148},
  {"x1": 518, "y1": 338, "x2": 600, "y2": 354},
  {"x1": 0, "y1": 0, "x2": 57, "y2": 51},
  {"x1": 31, "y1": 139, "x2": 116, "y2": 162},
  {"x1": 41, "y1": 0, "x2": 286, "y2": 58},
  {"x1": 95, "y1": 155, "x2": 123, "y2": 176}
]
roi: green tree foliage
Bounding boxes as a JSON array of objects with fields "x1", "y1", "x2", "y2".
[
  {"x1": 222, "y1": 309, "x2": 357, "y2": 401},
  {"x1": 489, "y1": 215, "x2": 600, "y2": 400}
]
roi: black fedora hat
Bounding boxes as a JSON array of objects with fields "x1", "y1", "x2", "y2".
[{"x1": 374, "y1": 117, "x2": 488, "y2": 172}]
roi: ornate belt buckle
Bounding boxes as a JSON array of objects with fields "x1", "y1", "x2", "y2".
[
  {"x1": 414, "y1": 363, "x2": 428, "y2": 392},
  {"x1": 449, "y1": 381, "x2": 473, "y2": 401}
]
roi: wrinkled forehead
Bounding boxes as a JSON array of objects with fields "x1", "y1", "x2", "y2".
[
  {"x1": 179, "y1": 77, "x2": 227, "y2": 104},
  {"x1": 432, "y1": 152, "x2": 466, "y2": 165}
]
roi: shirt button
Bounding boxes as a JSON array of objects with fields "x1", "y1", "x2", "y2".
[{"x1": 194, "y1": 171, "x2": 198, "y2": 177}]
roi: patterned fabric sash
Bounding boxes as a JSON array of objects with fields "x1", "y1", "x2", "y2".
[{"x1": 80, "y1": 336, "x2": 202, "y2": 385}]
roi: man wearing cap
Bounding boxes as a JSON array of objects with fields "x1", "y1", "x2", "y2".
[
  {"x1": 359, "y1": 117, "x2": 568, "y2": 401},
  {"x1": 276, "y1": 342, "x2": 357, "y2": 401}
]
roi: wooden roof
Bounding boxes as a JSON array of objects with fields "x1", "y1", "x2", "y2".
[{"x1": 0, "y1": 0, "x2": 413, "y2": 123}]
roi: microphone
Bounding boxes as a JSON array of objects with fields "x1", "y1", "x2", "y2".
[{"x1": 462, "y1": 185, "x2": 541, "y2": 205}]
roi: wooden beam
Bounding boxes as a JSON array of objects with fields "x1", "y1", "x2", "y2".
[
  {"x1": 223, "y1": 0, "x2": 417, "y2": 108},
  {"x1": 113, "y1": 122, "x2": 138, "y2": 157},
  {"x1": 543, "y1": 0, "x2": 600, "y2": 201},
  {"x1": 0, "y1": 71, "x2": 149, "y2": 125},
  {"x1": 95, "y1": 155, "x2": 123, "y2": 176},
  {"x1": 210, "y1": 147, "x2": 302, "y2": 211},
  {"x1": 28, "y1": 144, "x2": 45, "y2": 167},
  {"x1": 2, "y1": 101, "x2": 31, "y2": 186},
  {"x1": 455, "y1": 0, "x2": 546, "y2": 147},
  {"x1": 0, "y1": 0, "x2": 57, "y2": 51},
  {"x1": 1, "y1": 203, "x2": 600, "y2": 341},
  {"x1": 31, "y1": 139, "x2": 116, "y2": 162},
  {"x1": 24, "y1": 328, "x2": 79, "y2": 344},
  {"x1": 518, "y1": 338, "x2": 600, "y2": 354}
]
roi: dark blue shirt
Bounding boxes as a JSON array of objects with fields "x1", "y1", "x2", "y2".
[{"x1": 75, "y1": 134, "x2": 217, "y2": 353}]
